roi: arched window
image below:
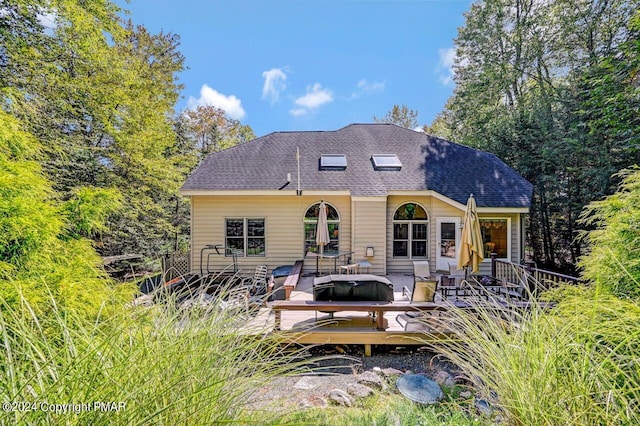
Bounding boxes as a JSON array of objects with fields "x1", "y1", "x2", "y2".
[
  {"x1": 393, "y1": 203, "x2": 429, "y2": 259},
  {"x1": 304, "y1": 202, "x2": 340, "y2": 254}
]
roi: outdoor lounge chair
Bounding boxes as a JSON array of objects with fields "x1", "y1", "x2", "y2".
[
  {"x1": 402, "y1": 261, "x2": 437, "y2": 302},
  {"x1": 398, "y1": 261, "x2": 438, "y2": 330},
  {"x1": 240, "y1": 265, "x2": 269, "y2": 304}
]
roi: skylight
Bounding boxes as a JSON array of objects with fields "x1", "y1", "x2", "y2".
[
  {"x1": 371, "y1": 154, "x2": 402, "y2": 170},
  {"x1": 320, "y1": 154, "x2": 347, "y2": 170}
]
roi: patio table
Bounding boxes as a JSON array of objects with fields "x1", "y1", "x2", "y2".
[{"x1": 305, "y1": 250, "x2": 354, "y2": 275}]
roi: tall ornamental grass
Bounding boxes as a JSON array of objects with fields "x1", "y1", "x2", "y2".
[
  {"x1": 0, "y1": 279, "x2": 312, "y2": 425},
  {"x1": 422, "y1": 286, "x2": 640, "y2": 425}
]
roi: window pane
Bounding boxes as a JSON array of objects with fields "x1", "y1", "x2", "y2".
[
  {"x1": 394, "y1": 223, "x2": 408, "y2": 239},
  {"x1": 393, "y1": 241, "x2": 408, "y2": 257},
  {"x1": 247, "y1": 219, "x2": 264, "y2": 237},
  {"x1": 413, "y1": 223, "x2": 427, "y2": 240},
  {"x1": 304, "y1": 223, "x2": 316, "y2": 240},
  {"x1": 226, "y1": 219, "x2": 244, "y2": 237},
  {"x1": 480, "y1": 219, "x2": 508, "y2": 258},
  {"x1": 394, "y1": 203, "x2": 428, "y2": 220},
  {"x1": 304, "y1": 203, "x2": 339, "y2": 220},
  {"x1": 441, "y1": 223, "x2": 456, "y2": 240},
  {"x1": 412, "y1": 241, "x2": 427, "y2": 258},
  {"x1": 226, "y1": 237, "x2": 244, "y2": 254},
  {"x1": 247, "y1": 238, "x2": 265, "y2": 256}
]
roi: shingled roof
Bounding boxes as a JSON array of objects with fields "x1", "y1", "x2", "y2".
[{"x1": 181, "y1": 123, "x2": 533, "y2": 208}]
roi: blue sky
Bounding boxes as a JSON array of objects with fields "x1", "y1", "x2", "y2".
[{"x1": 117, "y1": 0, "x2": 472, "y2": 137}]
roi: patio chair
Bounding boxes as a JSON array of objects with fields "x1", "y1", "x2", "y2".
[
  {"x1": 402, "y1": 261, "x2": 437, "y2": 302},
  {"x1": 241, "y1": 265, "x2": 269, "y2": 302}
]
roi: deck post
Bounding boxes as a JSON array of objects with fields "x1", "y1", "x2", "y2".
[
  {"x1": 491, "y1": 253, "x2": 497, "y2": 279},
  {"x1": 274, "y1": 310, "x2": 281, "y2": 331},
  {"x1": 364, "y1": 344, "x2": 372, "y2": 357}
]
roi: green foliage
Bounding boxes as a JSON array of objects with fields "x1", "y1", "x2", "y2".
[
  {"x1": 283, "y1": 393, "x2": 486, "y2": 425},
  {"x1": 579, "y1": 168, "x2": 640, "y2": 299},
  {"x1": 63, "y1": 187, "x2": 123, "y2": 239},
  {"x1": 0, "y1": 285, "x2": 312, "y2": 425},
  {"x1": 423, "y1": 290, "x2": 640, "y2": 425},
  {"x1": 435, "y1": 0, "x2": 640, "y2": 271},
  {"x1": 373, "y1": 104, "x2": 420, "y2": 129},
  {"x1": 0, "y1": 110, "x2": 127, "y2": 321}
]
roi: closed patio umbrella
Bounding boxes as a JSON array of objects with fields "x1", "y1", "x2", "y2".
[
  {"x1": 457, "y1": 194, "x2": 484, "y2": 274},
  {"x1": 315, "y1": 200, "x2": 331, "y2": 275}
]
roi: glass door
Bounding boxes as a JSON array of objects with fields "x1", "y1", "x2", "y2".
[{"x1": 436, "y1": 217, "x2": 460, "y2": 271}]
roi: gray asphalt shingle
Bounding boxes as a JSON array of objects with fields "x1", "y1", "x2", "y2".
[{"x1": 181, "y1": 123, "x2": 533, "y2": 208}]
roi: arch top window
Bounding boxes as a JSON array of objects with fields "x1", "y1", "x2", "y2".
[
  {"x1": 304, "y1": 202, "x2": 340, "y2": 254},
  {"x1": 393, "y1": 203, "x2": 429, "y2": 259},
  {"x1": 394, "y1": 203, "x2": 428, "y2": 220}
]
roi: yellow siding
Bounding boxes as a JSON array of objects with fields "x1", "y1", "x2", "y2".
[
  {"x1": 190, "y1": 195, "x2": 351, "y2": 275},
  {"x1": 351, "y1": 199, "x2": 387, "y2": 274},
  {"x1": 190, "y1": 193, "x2": 524, "y2": 278},
  {"x1": 386, "y1": 196, "x2": 464, "y2": 275}
]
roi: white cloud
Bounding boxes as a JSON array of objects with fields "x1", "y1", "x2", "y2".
[
  {"x1": 289, "y1": 108, "x2": 307, "y2": 116},
  {"x1": 346, "y1": 79, "x2": 386, "y2": 100},
  {"x1": 262, "y1": 68, "x2": 287, "y2": 104},
  {"x1": 357, "y1": 79, "x2": 385, "y2": 94},
  {"x1": 186, "y1": 84, "x2": 246, "y2": 120},
  {"x1": 294, "y1": 83, "x2": 333, "y2": 109},
  {"x1": 437, "y1": 47, "x2": 456, "y2": 86}
]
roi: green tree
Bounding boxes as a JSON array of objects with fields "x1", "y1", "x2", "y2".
[
  {"x1": 579, "y1": 168, "x2": 640, "y2": 300},
  {"x1": 434, "y1": 0, "x2": 639, "y2": 271},
  {"x1": 0, "y1": 110, "x2": 125, "y2": 319},
  {"x1": 3, "y1": 1, "x2": 188, "y2": 260},
  {"x1": 373, "y1": 104, "x2": 420, "y2": 129},
  {"x1": 179, "y1": 105, "x2": 255, "y2": 159}
]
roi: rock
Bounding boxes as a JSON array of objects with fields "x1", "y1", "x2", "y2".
[
  {"x1": 433, "y1": 371, "x2": 455, "y2": 387},
  {"x1": 357, "y1": 371, "x2": 386, "y2": 390},
  {"x1": 460, "y1": 390, "x2": 472, "y2": 399},
  {"x1": 347, "y1": 383, "x2": 374, "y2": 398},
  {"x1": 300, "y1": 394, "x2": 328, "y2": 408},
  {"x1": 475, "y1": 398, "x2": 493, "y2": 416},
  {"x1": 396, "y1": 374, "x2": 444, "y2": 404},
  {"x1": 329, "y1": 389, "x2": 353, "y2": 407},
  {"x1": 382, "y1": 367, "x2": 404, "y2": 377},
  {"x1": 294, "y1": 376, "x2": 319, "y2": 390},
  {"x1": 372, "y1": 366, "x2": 382, "y2": 372}
]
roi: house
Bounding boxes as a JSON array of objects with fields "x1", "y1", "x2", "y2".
[{"x1": 180, "y1": 123, "x2": 533, "y2": 276}]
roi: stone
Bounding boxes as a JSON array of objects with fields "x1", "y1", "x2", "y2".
[
  {"x1": 329, "y1": 389, "x2": 353, "y2": 407},
  {"x1": 294, "y1": 376, "x2": 319, "y2": 390},
  {"x1": 300, "y1": 394, "x2": 328, "y2": 408},
  {"x1": 396, "y1": 374, "x2": 444, "y2": 404},
  {"x1": 347, "y1": 383, "x2": 374, "y2": 398},
  {"x1": 433, "y1": 371, "x2": 455, "y2": 387},
  {"x1": 475, "y1": 398, "x2": 493, "y2": 416},
  {"x1": 357, "y1": 371, "x2": 386, "y2": 390},
  {"x1": 460, "y1": 390, "x2": 473, "y2": 399},
  {"x1": 381, "y1": 367, "x2": 404, "y2": 377}
]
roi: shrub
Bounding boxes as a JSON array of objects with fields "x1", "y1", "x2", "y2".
[
  {"x1": 579, "y1": 168, "x2": 640, "y2": 300},
  {"x1": 0, "y1": 281, "x2": 311, "y2": 425},
  {"x1": 422, "y1": 290, "x2": 640, "y2": 425}
]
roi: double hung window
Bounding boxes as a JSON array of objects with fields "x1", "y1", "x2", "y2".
[{"x1": 225, "y1": 218, "x2": 265, "y2": 257}]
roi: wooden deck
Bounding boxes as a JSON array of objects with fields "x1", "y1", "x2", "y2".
[
  {"x1": 241, "y1": 273, "x2": 554, "y2": 356},
  {"x1": 245, "y1": 274, "x2": 455, "y2": 355}
]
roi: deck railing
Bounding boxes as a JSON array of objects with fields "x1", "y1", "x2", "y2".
[{"x1": 490, "y1": 254, "x2": 579, "y2": 298}]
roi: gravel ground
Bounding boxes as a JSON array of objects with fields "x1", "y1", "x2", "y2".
[{"x1": 249, "y1": 345, "x2": 465, "y2": 411}]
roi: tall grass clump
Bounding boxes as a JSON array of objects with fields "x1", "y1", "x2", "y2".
[
  {"x1": 579, "y1": 167, "x2": 640, "y2": 300},
  {"x1": 421, "y1": 287, "x2": 640, "y2": 425},
  {"x1": 0, "y1": 278, "x2": 313, "y2": 425}
]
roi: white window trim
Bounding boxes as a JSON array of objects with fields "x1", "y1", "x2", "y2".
[
  {"x1": 224, "y1": 217, "x2": 266, "y2": 258},
  {"x1": 392, "y1": 202, "x2": 429, "y2": 260},
  {"x1": 303, "y1": 202, "x2": 341, "y2": 255},
  {"x1": 479, "y1": 217, "x2": 511, "y2": 262}
]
